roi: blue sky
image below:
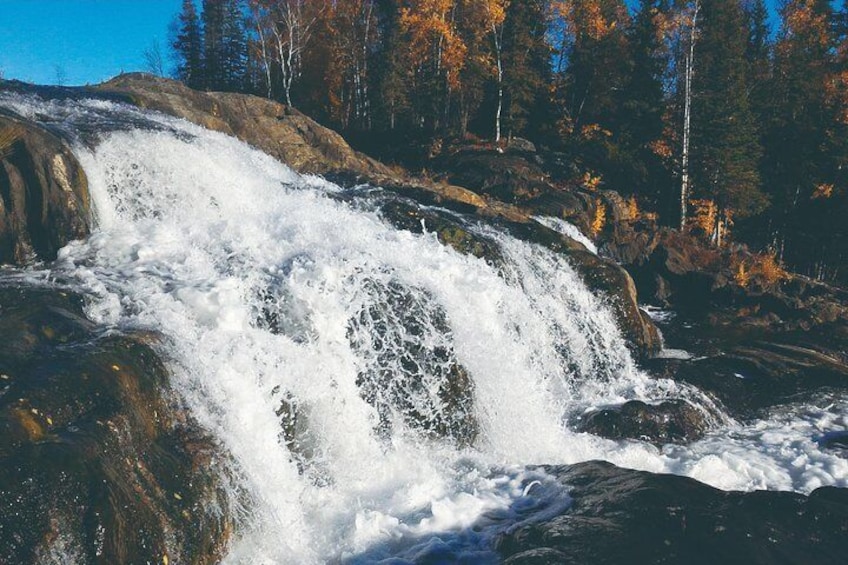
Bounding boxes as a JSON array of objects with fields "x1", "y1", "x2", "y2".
[
  {"x1": 0, "y1": 0, "x2": 180, "y2": 85},
  {"x1": 0, "y1": 0, "x2": 783, "y2": 87}
]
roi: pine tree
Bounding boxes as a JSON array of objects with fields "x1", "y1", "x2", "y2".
[
  {"x1": 375, "y1": 0, "x2": 412, "y2": 132},
  {"x1": 765, "y1": 0, "x2": 835, "y2": 258},
  {"x1": 501, "y1": 0, "x2": 550, "y2": 139},
  {"x1": 743, "y1": 0, "x2": 771, "y2": 123},
  {"x1": 202, "y1": 0, "x2": 226, "y2": 90},
  {"x1": 616, "y1": 0, "x2": 671, "y2": 204},
  {"x1": 689, "y1": 0, "x2": 766, "y2": 244},
  {"x1": 172, "y1": 0, "x2": 204, "y2": 89},
  {"x1": 221, "y1": 0, "x2": 248, "y2": 91},
  {"x1": 554, "y1": 0, "x2": 632, "y2": 134},
  {"x1": 760, "y1": 0, "x2": 848, "y2": 278}
]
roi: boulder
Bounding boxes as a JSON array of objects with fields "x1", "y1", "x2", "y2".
[
  {"x1": 496, "y1": 461, "x2": 848, "y2": 564},
  {"x1": 347, "y1": 279, "x2": 478, "y2": 447},
  {"x1": 98, "y1": 73, "x2": 390, "y2": 179},
  {"x1": 578, "y1": 399, "x2": 708, "y2": 444},
  {"x1": 0, "y1": 113, "x2": 89, "y2": 264},
  {"x1": 507, "y1": 220, "x2": 662, "y2": 357},
  {"x1": 0, "y1": 286, "x2": 231, "y2": 563},
  {"x1": 654, "y1": 339, "x2": 848, "y2": 418}
]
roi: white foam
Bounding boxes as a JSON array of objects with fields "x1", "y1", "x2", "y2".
[{"x1": 532, "y1": 215, "x2": 598, "y2": 254}]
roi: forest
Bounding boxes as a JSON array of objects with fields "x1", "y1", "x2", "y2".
[{"x1": 168, "y1": 0, "x2": 848, "y2": 284}]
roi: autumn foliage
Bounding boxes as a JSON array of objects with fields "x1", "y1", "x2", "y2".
[{"x1": 169, "y1": 0, "x2": 848, "y2": 284}]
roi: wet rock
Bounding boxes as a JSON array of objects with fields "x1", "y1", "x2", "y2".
[
  {"x1": 377, "y1": 197, "x2": 504, "y2": 267},
  {"x1": 664, "y1": 340, "x2": 848, "y2": 418},
  {"x1": 507, "y1": 137, "x2": 537, "y2": 154},
  {"x1": 818, "y1": 431, "x2": 848, "y2": 454},
  {"x1": 508, "y1": 220, "x2": 662, "y2": 357},
  {"x1": 347, "y1": 279, "x2": 478, "y2": 447},
  {"x1": 496, "y1": 461, "x2": 848, "y2": 564},
  {"x1": 0, "y1": 114, "x2": 90, "y2": 264},
  {"x1": 0, "y1": 286, "x2": 232, "y2": 564},
  {"x1": 97, "y1": 74, "x2": 389, "y2": 180},
  {"x1": 578, "y1": 399, "x2": 708, "y2": 444}
]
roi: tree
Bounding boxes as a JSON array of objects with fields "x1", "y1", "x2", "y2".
[
  {"x1": 478, "y1": 0, "x2": 510, "y2": 143},
  {"x1": 742, "y1": 0, "x2": 771, "y2": 124},
  {"x1": 54, "y1": 64, "x2": 67, "y2": 86},
  {"x1": 268, "y1": 0, "x2": 326, "y2": 106},
  {"x1": 760, "y1": 0, "x2": 847, "y2": 277},
  {"x1": 326, "y1": 0, "x2": 381, "y2": 129},
  {"x1": 677, "y1": 0, "x2": 699, "y2": 230},
  {"x1": 501, "y1": 0, "x2": 550, "y2": 139},
  {"x1": 143, "y1": 39, "x2": 166, "y2": 76},
  {"x1": 375, "y1": 1, "x2": 412, "y2": 131},
  {"x1": 551, "y1": 0, "x2": 632, "y2": 134},
  {"x1": 202, "y1": 0, "x2": 226, "y2": 89},
  {"x1": 171, "y1": 0, "x2": 204, "y2": 88},
  {"x1": 247, "y1": 0, "x2": 275, "y2": 98},
  {"x1": 618, "y1": 0, "x2": 672, "y2": 206},
  {"x1": 398, "y1": 0, "x2": 468, "y2": 132},
  {"x1": 689, "y1": 0, "x2": 766, "y2": 245}
]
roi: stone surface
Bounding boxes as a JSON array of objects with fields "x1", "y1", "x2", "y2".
[
  {"x1": 496, "y1": 461, "x2": 848, "y2": 564},
  {"x1": 0, "y1": 113, "x2": 89, "y2": 264},
  {"x1": 0, "y1": 286, "x2": 232, "y2": 564},
  {"x1": 579, "y1": 399, "x2": 708, "y2": 444}
]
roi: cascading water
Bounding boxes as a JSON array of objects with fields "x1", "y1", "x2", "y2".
[{"x1": 2, "y1": 93, "x2": 846, "y2": 563}]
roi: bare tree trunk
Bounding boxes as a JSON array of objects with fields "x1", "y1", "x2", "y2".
[
  {"x1": 492, "y1": 21, "x2": 503, "y2": 144},
  {"x1": 680, "y1": 1, "x2": 699, "y2": 231},
  {"x1": 254, "y1": 18, "x2": 272, "y2": 99}
]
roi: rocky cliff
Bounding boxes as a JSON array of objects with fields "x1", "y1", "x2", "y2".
[{"x1": 0, "y1": 112, "x2": 89, "y2": 264}]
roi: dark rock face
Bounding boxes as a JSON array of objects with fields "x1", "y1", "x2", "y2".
[
  {"x1": 497, "y1": 461, "x2": 848, "y2": 565},
  {"x1": 0, "y1": 114, "x2": 90, "y2": 264},
  {"x1": 347, "y1": 279, "x2": 478, "y2": 447},
  {"x1": 0, "y1": 286, "x2": 232, "y2": 564},
  {"x1": 579, "y1": 399, "x2": 708, "y2": 444},
  {"x1": 434, "y1": 148, "x2": 552, "y2": 204},
  {"x1": 648, "y1": 340, "x2": 848, "y2": 419},
  {"x1": 376, "y1": 197, "x2": 504, "y2": 267}
]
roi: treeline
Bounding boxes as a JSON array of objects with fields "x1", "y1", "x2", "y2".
[{"x1": 170, "y1": 0, "x2": 848, "y2": 283}]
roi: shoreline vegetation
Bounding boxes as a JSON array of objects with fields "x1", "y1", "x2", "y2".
[{"x1": 163, "y1": 0, "x2": 847, "y2": 286}]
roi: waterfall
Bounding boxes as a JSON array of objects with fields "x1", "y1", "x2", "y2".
[{"x1": 3, "y1": 93, "x2": 846, "y2": 563}]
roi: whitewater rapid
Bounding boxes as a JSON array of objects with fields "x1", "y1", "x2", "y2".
[{"x1": 2, "y1": 94, "x2": 846, "y2": 563}]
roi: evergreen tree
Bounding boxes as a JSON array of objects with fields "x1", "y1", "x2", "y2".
[
  {"x1": 202, "y1": 0, "x2": 226, "y2": 90},
  {"x1": 374, "y1": 0, "x2": 412, "y2": 132},
  {"x1": 501, "y1": 0, "x2": 551, "y2": 139},
  {"x1": 555, "y1": 0, "x2": 632, "y2": 134},
  {"x1": 616, "y1": 0, "x2": 671, "y2": 205},
  {"x1": 172, "y1": 0, "x2": 204, "y2": 89},
  {"x1": 220, "y1": 0, "x2": 248, "y2": 91},
  {"x1": 742, "y1": 0, "x2": 771, "y2": 123},
  {"x1": 765, "y1": 0, "x2": 835, "y2": 258},
  {"x1": 689, "y1": 0, "x2": 766, "y2": 243}
]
